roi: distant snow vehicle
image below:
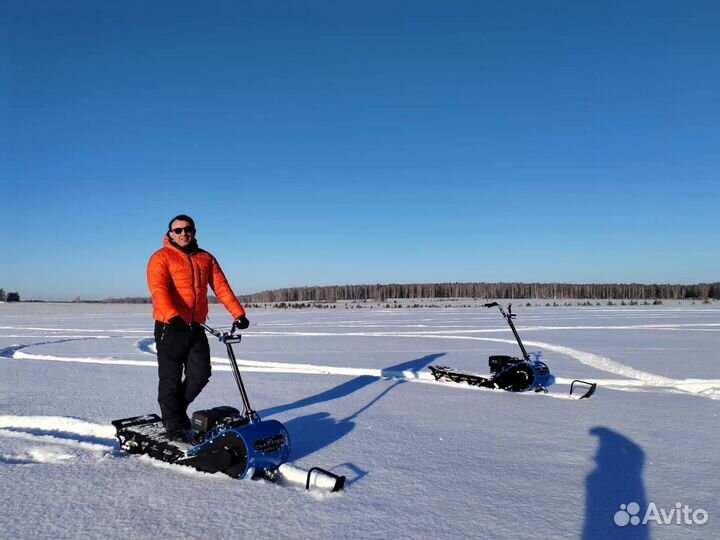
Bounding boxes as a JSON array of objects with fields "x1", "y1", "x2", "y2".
[
  {"x1": 113, "y1": 322, "x2": 345, "y2": 491},
  {"x1": 429, "y1": 302, "x2": 597, "y2": 399}
]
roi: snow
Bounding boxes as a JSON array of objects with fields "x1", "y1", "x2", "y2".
[{"x1": 1, "y1": 301, "x2": 718, "y2": 539}]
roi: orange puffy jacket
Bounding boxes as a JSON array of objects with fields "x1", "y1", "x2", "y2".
[{"x1": 147, "y1": 236, "x2": 246, "y2": 324}]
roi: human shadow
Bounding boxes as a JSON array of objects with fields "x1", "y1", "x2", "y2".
[
  {"x1": 582, "y1": 427, "x2": 650, "y2": 540},
  {"x1": 260, "y1": 353, "x2": 445, "y2": 466}
]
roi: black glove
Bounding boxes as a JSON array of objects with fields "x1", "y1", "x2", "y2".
[{"x1": 233, "y1": 316, "x2": 250, "y2": 330}]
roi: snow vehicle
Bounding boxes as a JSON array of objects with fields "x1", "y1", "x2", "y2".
[
  {"x1": 429, "y1": 302, "x2": 597, "y2": 399},
  {"x1": 113, "y1": 322, "x2": 345, "y2": 491}
]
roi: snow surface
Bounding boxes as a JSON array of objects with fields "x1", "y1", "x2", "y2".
[{"x1": 1, "y1": 302, "x2": 718, "y2": 539}]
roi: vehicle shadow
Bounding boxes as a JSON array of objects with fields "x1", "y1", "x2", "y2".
[
  {"x1": 261, "y1": 353, "x2": 445, "y2": 418},
  {"x1": 260, "y1": 353, "x2": 445, "y2": 464},
  {"x1": 582, "y1": 426, "x2": 650, "y2": 540}
]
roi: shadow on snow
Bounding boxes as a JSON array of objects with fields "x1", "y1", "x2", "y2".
[
  {"x1": 582, "y1": 426, "x2": 649, "y2": 540},
  {"x1": 259, "y1": 353, "x2": 445, "y2": 483}
]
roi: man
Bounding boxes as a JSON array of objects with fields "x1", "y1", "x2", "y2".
[{"x1": 147, "y1": 214, "x2": 249, "y2": 440}]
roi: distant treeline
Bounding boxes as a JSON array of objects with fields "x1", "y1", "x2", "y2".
[
  {"x1": 238, "y1": 282, "x2": 720, "y2": 303},
  {"x1": 102, "y1": 281, "x2": 720, "y2": 304}
]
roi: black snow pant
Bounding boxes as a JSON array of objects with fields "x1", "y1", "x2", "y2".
[{"x1": 154, "y1": 321, "x2": 211, "y2": 432}]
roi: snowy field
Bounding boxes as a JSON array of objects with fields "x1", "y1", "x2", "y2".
[{"x1": 1, "y1": 301, "x2": 718, "y2": 540}]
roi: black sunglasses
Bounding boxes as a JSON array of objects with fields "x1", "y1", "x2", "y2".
[{"x1": 171, "y1": 226, "x2": 195, "y2": 234}]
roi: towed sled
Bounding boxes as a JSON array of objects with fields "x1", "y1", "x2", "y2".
[
  {"x1": 113, "y1": 323, "x2": 345, "y2": 492},
  {"x1": 429, "y1": 303, "x2": 596, "y2": 399}
]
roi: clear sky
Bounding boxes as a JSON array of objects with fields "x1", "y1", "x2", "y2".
[{"x1": 3, "y1": 1, "x2": 719, "y2": 300}]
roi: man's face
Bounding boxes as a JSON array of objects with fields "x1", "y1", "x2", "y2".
[{"x1": 169, "y1": 219, "x2": 195, "y2": 248}]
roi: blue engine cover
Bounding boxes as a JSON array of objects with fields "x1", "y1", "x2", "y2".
[
  {"x1": 185, "y1": 419, "x2": 291, "y2": 478},
  {"x1": 529, "y1": 360, "x2": 555, "y2": 391}
]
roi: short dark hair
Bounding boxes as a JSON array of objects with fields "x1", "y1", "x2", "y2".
[{"x1": 168, "y1": 214, "x2": 195, "y2": 231}]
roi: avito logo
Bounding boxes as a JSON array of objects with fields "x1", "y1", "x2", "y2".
[{"x1": 614, "y1": 502, "x2": 709, "y2": 527}]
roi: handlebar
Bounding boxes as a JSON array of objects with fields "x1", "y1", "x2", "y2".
[
  {"x1": 201, "y1": 323, "x2": 241, "y2": 343},
  {"x1": 200, "y1": 322, "x2": 252, "y2": 417}
]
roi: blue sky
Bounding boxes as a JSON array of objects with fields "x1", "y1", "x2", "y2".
[{"x1": 3, "y1": 1, "x2": 719, "y2": 300}]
